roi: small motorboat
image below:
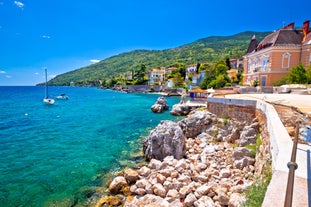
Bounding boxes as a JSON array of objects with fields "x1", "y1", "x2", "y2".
[{"x1": 55, "y1": 94, "x2": 69, "y2": 100}]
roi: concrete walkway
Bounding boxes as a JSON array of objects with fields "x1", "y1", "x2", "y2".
[
  {"x1": 225, "y1": 94, "x2": 311, "y2": 207},
  {"x1": 225, "y1": 94, "x2": 311, "y2": 115}
]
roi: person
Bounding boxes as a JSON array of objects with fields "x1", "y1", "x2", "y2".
[{"x1": 180, "y1": 90, "x2": 186, "y2": 104}]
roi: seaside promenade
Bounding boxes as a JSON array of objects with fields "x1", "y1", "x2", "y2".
[{"x1": 224, "y1": 94, "x2": 311, "y2": 207}]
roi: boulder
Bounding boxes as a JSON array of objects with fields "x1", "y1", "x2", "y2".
[
  {"x1": 151, "y1": 96, "x2": 169, "y2": 113},
  {"x1": 239, "y1": 124, "x2": 258, "y2": 147},
  {"x1": 170, "y1": 104, "x2": 192, "y2": 116},
  {"x1": 143, "y1": 120, "x2": 186, "y2": 160},
  {"x1": 124, "y1": 168, "x2": 139, "y2": 184},
  {"x1": 232, "y1": 147, "x2": 255, "y2": 170},
  {"x1": 232, "y1": 147, "x2": 252, "y2": 160},
  {"x1": 178, "y1": 110, "x2": 216, "y2": 138},
  {"x1": 153, "y1": 183, "x2": 167, "y2": 197},
  {"x1": 139, "y1": 166, "x2": 151, "y2": 177},
  {"x1": 109, "y1": 176, "x2": 128, "y2": 194},
  {"x1": 234, "y1": 157, "x2": 255, "y2": 170}
]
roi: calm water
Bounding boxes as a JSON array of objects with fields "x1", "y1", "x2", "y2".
[{"x1": 0, "y1": 86, "x2": 180, "y2": 207}]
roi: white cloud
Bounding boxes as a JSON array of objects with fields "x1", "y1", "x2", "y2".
[
  {"x1": 5, "y1": 75, "x2": 12, "y2": 79},
  {"x1": 0, "y1": 70, "x2": 6, "y2": 74},
  {"x1": 34, "y1": 72, "x2": 39, "y2": 75},
  {"x1": 14, "y1": 1, "x2": 24, "y2": 9},
  {"x1": 41, "y1": 35, "x2": 51, "y2": 39},
  {"x1": 90, "y1": 59, "x2": 100, "y2": 64}
]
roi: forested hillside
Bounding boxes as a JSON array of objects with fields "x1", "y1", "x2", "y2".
[{"x1": 44, "y1": 31, "x2": 270, "y2": 86}]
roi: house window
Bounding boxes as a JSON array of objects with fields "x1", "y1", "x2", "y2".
[
  {"x1": 248, "y1": 59, "x2": 252, "y2": 73},
  {"x1": 282, "y1": 52, "x2": 291, "y2": 68},
  {"x1": 254, "y1": 57, "x2": 258, "y2": 72},
  {"x1": 261, "y1": 55, "x2": 269, "y2": 71},
  {"x1": 309, "y1": 54, "x2": 311, "y2": 64}
]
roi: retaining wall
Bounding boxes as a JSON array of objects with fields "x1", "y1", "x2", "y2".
[
  {"x1": 207, "y1": 97, "x2": 302, "y2": 206},
  {"x1": 207, "y1": 97, "x2": 257, "y2": 122}
]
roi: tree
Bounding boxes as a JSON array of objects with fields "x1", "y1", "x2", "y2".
[
  {"x1": 173, "y1": 72, "x2": 184, "y2": 87},
  {"x1": 288, "y1": 64, "x2": 307, "y2": 84},
  {"x1": 225, "y1": 58, "x2": 231, "y2": 70},
  {"x1": 134, "y1": 64, "x2": 147, "y2": 84},
  {"x1": 306, "y1": 66, "x2": 311, "y2": 84},
  {"x1": 178, "y1": 64, "x2": 186, "y2": 79}
]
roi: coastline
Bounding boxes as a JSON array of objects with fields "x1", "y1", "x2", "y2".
[{"x1": 90, "y1": 106, "x2": 271, "y2": 207}]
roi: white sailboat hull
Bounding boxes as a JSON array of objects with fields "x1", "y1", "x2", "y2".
[{"x1": 43, "y1": 98, "x2": 55, "y2": 104}]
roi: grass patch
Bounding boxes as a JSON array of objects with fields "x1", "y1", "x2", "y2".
[
  {"x1": 242, "y1": 161, "x2": 272, "y2": 207},
  {"x1": 245, "y1": 134, "x2": 262, "y2": 158},
  {"x1": 223, "y1": 118, "x2": 229, "y2": 125}
]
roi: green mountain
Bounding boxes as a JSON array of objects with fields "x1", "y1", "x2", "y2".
[{"x1": 45, "y1": 31, "x2": 270, "y2": 86}]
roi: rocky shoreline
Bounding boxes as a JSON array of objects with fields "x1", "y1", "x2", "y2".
[{"x1": 92, "y1": 107, "x2": 271, "y2": 207}]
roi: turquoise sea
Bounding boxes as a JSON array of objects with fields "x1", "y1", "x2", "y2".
[{"x1": 0, "y1": 86, "x2": 180, "y2": 207}]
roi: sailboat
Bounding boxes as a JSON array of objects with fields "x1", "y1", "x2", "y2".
[{"x1": 43, "y1": 68, "x2": 55, "y2": 104}]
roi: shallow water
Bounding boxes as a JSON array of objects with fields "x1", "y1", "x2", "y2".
[{"x1": 0, "y1": 86, "x2": 180, "y2": 206}]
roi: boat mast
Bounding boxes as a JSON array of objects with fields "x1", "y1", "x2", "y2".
[{"x1": 45, "y1": 68, "x2": 48, "y2": 99}]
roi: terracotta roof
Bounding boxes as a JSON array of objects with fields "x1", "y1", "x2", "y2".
[{"x1": 189, "y1": 88, "x2": 207, "y2": 93}]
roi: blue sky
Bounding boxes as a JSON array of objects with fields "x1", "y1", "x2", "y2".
[{"x1": 0, "y1": 0, "x2": 310, "y2": 86}]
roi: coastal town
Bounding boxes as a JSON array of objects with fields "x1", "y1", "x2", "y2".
[
  {"x1": 107, "y1": 20, "x2": 311, "y2": 98},
  {"x1": 87, "y1": 21, "x2": 311, "y2": 207}
]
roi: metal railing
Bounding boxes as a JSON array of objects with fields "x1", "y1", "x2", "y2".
[{"x1": 284, "y1": 120, "x2": 300, "y2": 207}]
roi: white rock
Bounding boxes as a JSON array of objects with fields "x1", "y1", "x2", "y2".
[
  {"x1": 229, "y1": 193, "x2": 246, "y2": 207},
  {"x1": 135, "y1": 178, "x2": 149, "y2": 189},
  {"x1": 194, "y1": 185, "x2": 212, "y2": 198},
  {"x1": 135, "y1": 188, "x2": 146, "y2": 195},
  {"x1": 149, "y1": 159, "x2": 163, "y2": 170},
  {"x1": 139, "y1": 166, "x2": 151, "y2": 177},
  {"x1": 177, "y1": 174, "x2": 191, "y2": 184},
  {"x1": 130, "y1": 185, "x2": 137, "y2": 194},
  {"x1": 179, "y1": 185, "x2": 192, "y2": 198},
  {"x1": 166, "y1": 189, "x2": 179, "y2": 199},
  {"x1": 169, "y1": 199, "x2": 183, "y2": 207},
  {"x1": 197, "y1": 163, "x2": 208, "y2": 170},
  {"x1": 220, "y1": 168, "x2": 231, "y2": 178},
  {"x1": 218, "y1": 192, "x2": 230, "y2": 205},
  {"x1": 124, "y1": 168, "x2": 139, "y2": 184},
  {"x1": 184, "y1": 193, "x2": 197, "y2": 207},
  {"x1": 108, "y1": 176, "x2": 127, "y2": 194},
  {"x1": 156, "y1": 173, "x2": 167, "y2": 184},
  {"x1": 153, "y1": 183, "x2": 167, "y2": 197},
  {"x1": 194, "y1": 196, "x2": 215, "y2": 207}
]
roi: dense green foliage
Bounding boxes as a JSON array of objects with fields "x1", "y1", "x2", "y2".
[
  {"x1": 42, "y1": 31, "x2": 270, "y2": 86},
  {"x1": 274, "y1": 64, "x2": 311, "y2": 85},
  {"x1": 199, "y1": 59, "x2": 232, "y2": 89}
]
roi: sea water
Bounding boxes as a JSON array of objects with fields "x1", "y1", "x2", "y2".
[{"x1": 0, "y1": 86, "x2": 180, "y2": 207}]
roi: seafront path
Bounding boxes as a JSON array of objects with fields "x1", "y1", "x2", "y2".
[{"x1": 224, "y1": 94, "x2": 311, "y2": 207}]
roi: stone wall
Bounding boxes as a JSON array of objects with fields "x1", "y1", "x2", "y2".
[{"x1": 207, "y1": 98, "x2": 257, "y2": 122}]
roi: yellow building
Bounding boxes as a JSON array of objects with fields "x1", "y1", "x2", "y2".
[{"x1": 243, "y1": 20, "x2": 311, "y2": 86}]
